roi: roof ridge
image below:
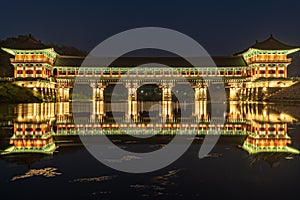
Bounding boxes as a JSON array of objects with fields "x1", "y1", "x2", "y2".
[
  {"x1": 253, "y1": 35, "x2": 299, "y2": 49},
  {"x1": 56, "y1": 55, "x2": 85, "y2": 58},
  {"x1": 235, "y1": 35, "x2": 300, "y2": 55}
]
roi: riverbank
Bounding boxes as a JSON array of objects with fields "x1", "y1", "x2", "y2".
[
  {"x1": 266, "y1": 81, "x2": 300, "y2": 102},
  {"x1": 269, "y1": 103, "x2": 300, "y2": 122},
  {"x1": 0, "y1": 82, "x2": 42, "y2": 103}
]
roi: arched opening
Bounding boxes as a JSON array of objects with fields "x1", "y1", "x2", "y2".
[
  {"x1": 137, "y1": 84, "x2": 162, "y2": 121},
  {"x1": 137, "y1": 84, "x2": 161, "y2": 102},
  {"x1": 107, "y1": 84, "x2": 128, "y2": 102},
  {"x1": 172, "y1": 84, "x2": 194, "y2": 119},
  {"x1": 107, "y1": 84, "x2": 128, "y2": 120},
  {"x1": 53, "y1": 68, "x2": 58, "y2": 76}
]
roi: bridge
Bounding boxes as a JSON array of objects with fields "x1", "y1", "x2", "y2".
[{"x1": 1, "y1": 35, "x2": 299, "y2": 103}]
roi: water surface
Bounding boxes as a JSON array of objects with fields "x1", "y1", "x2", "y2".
[{"x1": 0, "y1": 102, "x2": 299, "y2": 199}]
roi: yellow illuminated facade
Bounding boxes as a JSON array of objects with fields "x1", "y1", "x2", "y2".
[
  {"x1": 238, "y1": 36, "x2": 300, "y2": 79},
  {"x1": 1, "y1": 104, "x2": 57, "y2": 155},
  {"x1": 1, "y1": 102, "x2": 298, "y2": 156},
  {"x1": 1, "y1": 35, "x2": 299, "y2": 103},
  {"x1": 2, "y1": 48, "x2": 57, "y2": 79}
]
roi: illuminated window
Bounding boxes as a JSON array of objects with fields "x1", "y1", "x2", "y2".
[
  {"x1": 86, "y1": 70, "x2": 94, "y2": 75},
  {"x1": 68, "y1": 70, "x2": 76, "y2": 75},
  {"x1": 268, "y1": 70, "x2": 276, "y2": 74},
  {"x1": 268, "y1": 127, "x2": 276, "y2": 131}
]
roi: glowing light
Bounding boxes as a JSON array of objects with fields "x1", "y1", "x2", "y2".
[{"x1": 262, "y1": 87, "x2": 267, "y2": 92}]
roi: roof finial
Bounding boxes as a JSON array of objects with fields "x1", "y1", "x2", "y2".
[
  {"x1": 270, "y1": 33, "x2": 273, "y2": 38},
  {"x1": 256, "y1": 40, "x2": 258, "y2": 43}
]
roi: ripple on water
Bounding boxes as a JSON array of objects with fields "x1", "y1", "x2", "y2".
[
  {"x1": 104, "y1": 155, "x2": 142, "y2": 163},
  {"x1": 129, "y1": 169, "x2": 184, "y2": 197},
  {"x1": 130, "y1": 184, "x2": 165, "y2": 197},
  {"x1": 11, "y1": 167, "x2": 62, "y2": 181},
  {"x1": 152, "y1": 169, "x2": 183, "y2": 186},
  {"x1": 71, "y1": 175, "x2": 116, "y2": 183},
  {"x1": 204, "y1": 153, "x2": 223, "y2": 158}
]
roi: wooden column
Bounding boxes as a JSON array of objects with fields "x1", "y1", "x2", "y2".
[
  {"x1": 125, "y1": 82, "x2": 139, "y2": 121},
  {"x1": 161, "y1": 82, "x2": 174, "y2": 121},
  {"x1": 23, "y1": 67, "x2": 26, "y2": 78},
  {"x1": 33, "y1": 67, "x2": 36, "y2": 78},
  {"x1": 284, "y1": 67, "x2": 287, "y2": 78},
  {"x1": 14, "y1": 68, "x2": 17, "y2": 78}
]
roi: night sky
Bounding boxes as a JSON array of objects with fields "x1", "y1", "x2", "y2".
[{"x1": 1, "y1": 0, "x2": 300, "y2": 55}]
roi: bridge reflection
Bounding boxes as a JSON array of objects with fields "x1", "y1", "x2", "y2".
[{"x1": 1, "y1": 101, "x2": 299, "y2": 157}]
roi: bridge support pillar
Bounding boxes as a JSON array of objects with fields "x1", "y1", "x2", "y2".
[
  {"x1": 195, "y1": 100, "x2": 207, "y2": 122},
  {"x1": 229, "y1": 87, "x2": 239, "y2": 101},
  {"x1": 125, "y1": 82, "x2": 139, "y2": 121},
  {"x1": 194, "y1": 82, "x2": 207, "y2": 121},
  {"x1": 91, "y1": 100, "x2": 105, "y2": 122},
  {"x1": 92, "y1": 82, "x2": 106, "y2": 101},
  {"x1": 246, "y1": 88, "x2": 251, "y2": 101},
  {"x1": 52, "y1": 88, "x2": 56, "y2": 101},
  {"x1": 195, "y1": 85, "x2": 207, "y2": 100},
  {"x1": 40, "y1": 87, "x2": 45, "y2": 100},
  {"x1": 57, "y1": 87, "x2": 70, "y2": 102},
  {"x1": 248, "y1": 88, "x2": 253, "y2": 101},
  {"x1": 46, "y1": 87, "x2": 51, "y2": 101},
  {"x1": 240, "y1": 88, "x2": 247, "y2": 101},
  {"x1": 161, "y1": 82, "x2": 174, "y2": 121},
  {"x1": 64, "y1": 88, "x2": 69, "y2": 101}
]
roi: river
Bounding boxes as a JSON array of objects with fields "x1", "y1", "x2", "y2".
[{"x1": 0, "y1": 101, "x2": 300, "y2": 199}]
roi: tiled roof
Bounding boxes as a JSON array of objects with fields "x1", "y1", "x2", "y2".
[
  {"x1": 54, "y1": 55, "x2": 247, "y2": 67},
  {"x1": 236, "y1": 35, "x2": 299, "y2": 54},
  {"x1": 251, "y1": 35, "x2": 298, "y2": 50},
  {"x1": 54, "y1": 56, "x2": 84, "y2": 66}
]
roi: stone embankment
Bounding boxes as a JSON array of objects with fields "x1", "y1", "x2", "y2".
[{"x1": 266, "y1": 81, "x2": 300, "y2": 102}]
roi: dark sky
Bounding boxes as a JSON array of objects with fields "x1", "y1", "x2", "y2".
[{"x1": 1, "y1": 0, "x2": 300, "y2": 55}]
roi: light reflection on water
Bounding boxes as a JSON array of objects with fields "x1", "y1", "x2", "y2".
[
  {"x1": 0, "y1": 101, "x2": 299, "y2": 155},
  {"x1": 11, "y1": 167, "x2": 62, "y2": 181},
  {"x1": 0, "y1": 101, "x2": 300, "y2": 199}
]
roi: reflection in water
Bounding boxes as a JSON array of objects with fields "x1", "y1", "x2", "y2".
[
  {"x1": 1, "y1": 103, "x2": 57, "y2": 155},
  {"x1": 70, "y1": 174, "x2": 116, "y2": 197},
  {"x1": 104, "y1": 155, "x2": 142, "y2": 163},
  {"x1": 130, "y1": 184, "x2": 165, "y2": 197},
  {"x1": 242, "y1": 122, "x2": 299, "y2": 154},
  {"x1": 204, "y1": 153, "x2": 223, "y2": 158},
  {"x1": 11, "y1": 167, "x2": 61, "y2": 181},
  {"x1": 0, "y1": 101, "x2": 299, "y2": 160},
  {"x1": 71, "y1": 175, "x2": 116, "y2": 183},
  {"x1": 152, "y1": 169, "x2": 183, "y2": 186},
  {"x1": 129, "y1": 169, "x2": 183, "y2": 197}
]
